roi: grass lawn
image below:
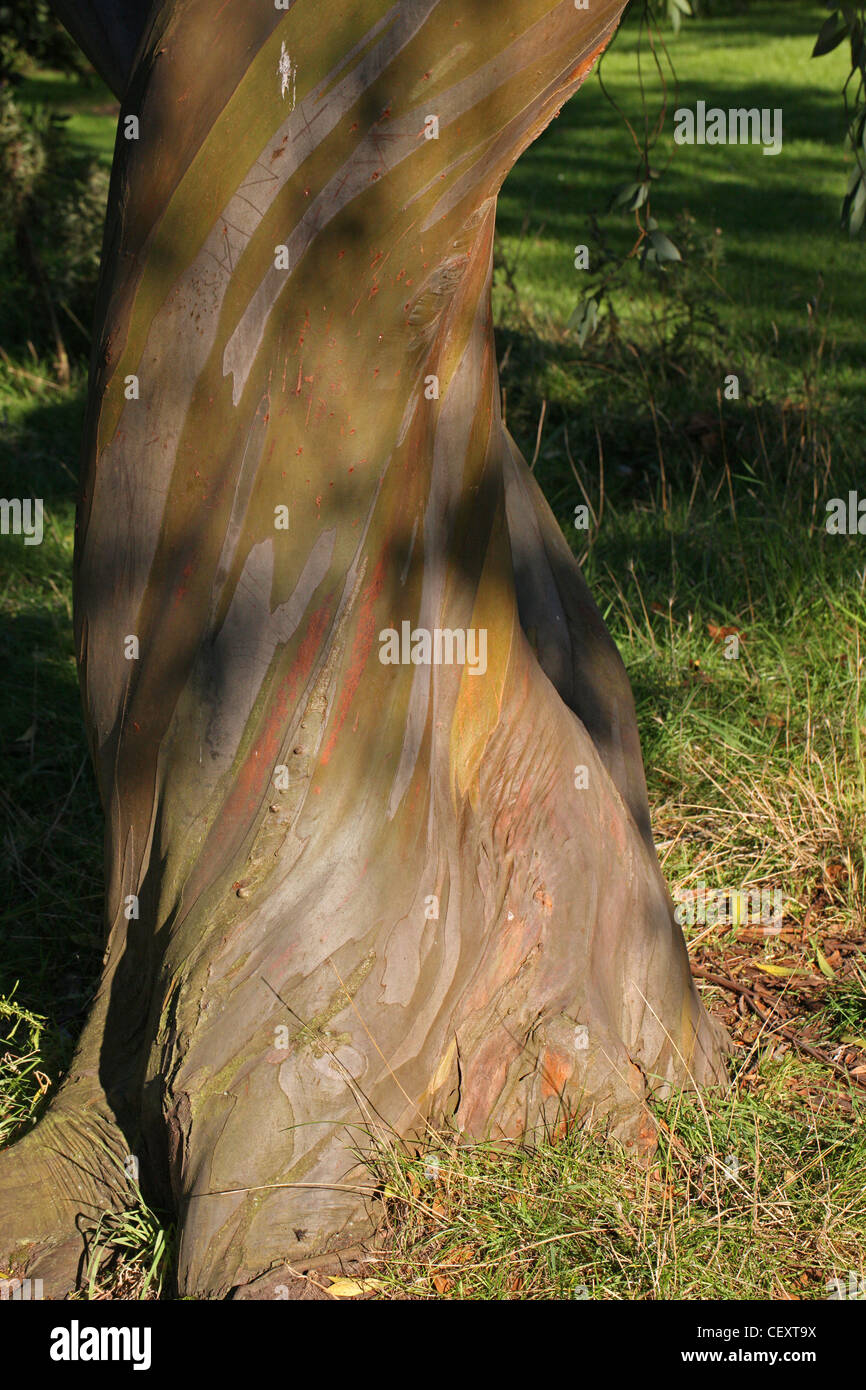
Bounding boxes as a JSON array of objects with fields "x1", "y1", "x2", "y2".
[{"x1": 1, "y1": 0, "x2": 865, "y2": 1300}]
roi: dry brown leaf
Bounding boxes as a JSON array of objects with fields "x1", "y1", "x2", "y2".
[
  {"x1": 327, "y1": 1277, "x2": 385, "y2": 1298},
  {"x1": 449, "y1": 1245, "x2": 476, "y2": 1265}
]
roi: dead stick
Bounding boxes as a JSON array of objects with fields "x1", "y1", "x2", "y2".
[{"x1": 691, "y1": 965, "x2": 866, "y2": 1091}]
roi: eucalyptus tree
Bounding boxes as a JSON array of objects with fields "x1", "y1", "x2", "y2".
[{"x1": 0, "y1": 0, "x2": 726, "y2": 1298}]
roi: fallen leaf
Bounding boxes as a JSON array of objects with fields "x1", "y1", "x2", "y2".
[
  {"x1": 327, "y1": 1277, "x2": 385, "y2": 1298},
  {"x1": 448, "y1": 1245, "x2": 476, "y2": 1265},
  {"x1": 814, "y1": 945, "x2": 836, "y2": 979}
]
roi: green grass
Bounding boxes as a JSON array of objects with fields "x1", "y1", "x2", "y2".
[
  {"x1": 1, "y1": 1, "x2": 866, "y2": 1299},
  {"x1": 495, "y1": 0, "x2": 866, "y2": 400},
  {"x1": 16, "y1": 68, "x2": 119, "y2": 166},
  {"x1": 362, "y1": 1067, "x2": 866, "y2": 1299}
]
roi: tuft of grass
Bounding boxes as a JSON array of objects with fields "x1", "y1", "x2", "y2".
[
  {"x1": 73, "y1": 1196, "x2": 175, "y2": 1302},
  {"x1": 361, "y1": 1071, "x2": 866, "y2": 1300}
]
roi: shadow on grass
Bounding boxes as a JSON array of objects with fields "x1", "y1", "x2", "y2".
[{"x1": 0, "y1": 383, "x2": 104, "y2": 1135}]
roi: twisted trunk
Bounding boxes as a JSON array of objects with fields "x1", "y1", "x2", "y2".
[{"x1": 0, "y1": 0, "x2": 727, "y2": 1299}]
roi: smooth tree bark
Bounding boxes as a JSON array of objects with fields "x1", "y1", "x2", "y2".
[{"x1": 0, "y1": 0, "x2": 727, "y2": 1298}]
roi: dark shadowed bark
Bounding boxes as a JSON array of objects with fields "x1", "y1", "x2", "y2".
[
  {"x1": 0, "y1": 0, "x2": 727, "y2": 1298},
  {"x1": 47, "y1": 0, "x2": 152, "y2": 98}
]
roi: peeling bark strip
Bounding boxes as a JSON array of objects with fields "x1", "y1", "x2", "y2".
[{"x1": 1, "y1": 0, "x2": 727, "y2": 1298}]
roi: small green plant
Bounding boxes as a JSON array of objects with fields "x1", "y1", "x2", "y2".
[{"x1": 78, "y1": 1187, "x2": 174, "y2": 1301}]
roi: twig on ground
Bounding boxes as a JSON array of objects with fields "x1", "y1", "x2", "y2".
[{"x1": 691, "y1": 965, "x2": 866, "y2": 1091}]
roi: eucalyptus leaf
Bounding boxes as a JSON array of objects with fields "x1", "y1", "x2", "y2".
[
  {"x1": 649, "y1": 227, "x2": 682, "y2": 262},
  {"x1": 849, "y1": 174, "x2": 866, "y2": 235},
  {"x1": 812, "y1": 11, "x2": 848, "y2": 57}
]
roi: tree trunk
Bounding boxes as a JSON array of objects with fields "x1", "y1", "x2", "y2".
[{"x1": 0, "y1": 0, "x2": 727, "y2": 1299}]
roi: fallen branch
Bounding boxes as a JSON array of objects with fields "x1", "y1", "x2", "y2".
[{"x1": 691, "y1": 965, "x2": 866, "y2": 1091}]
